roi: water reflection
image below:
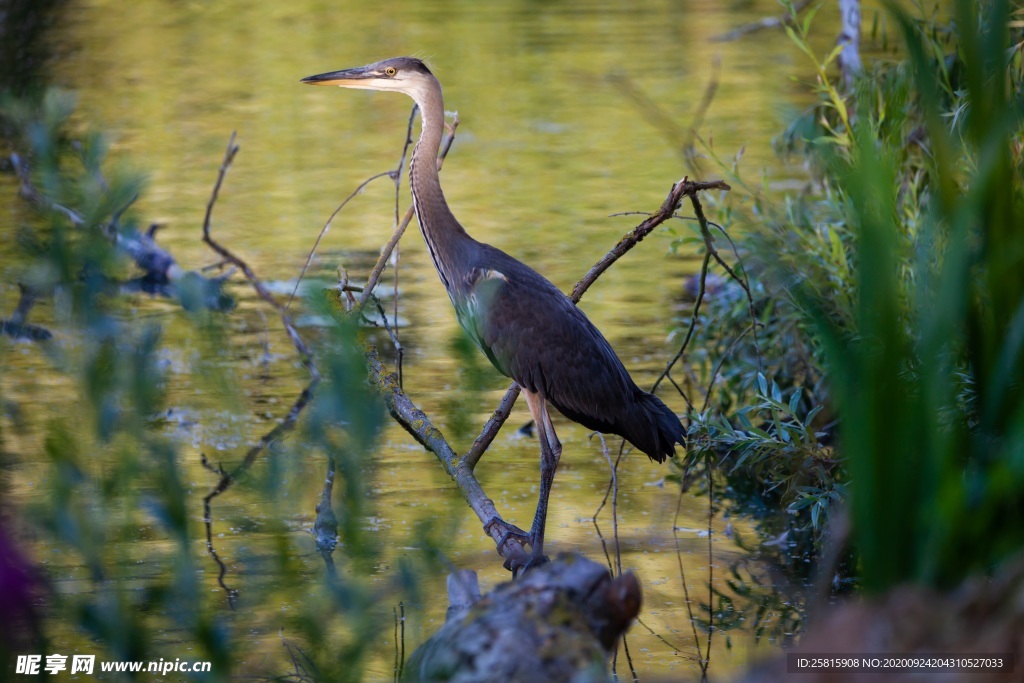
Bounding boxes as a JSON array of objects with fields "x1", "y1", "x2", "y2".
[{"x1": 0, "y1": 0, "x2": 864, "y2": 679}]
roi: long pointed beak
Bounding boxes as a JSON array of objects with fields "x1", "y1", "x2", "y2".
[{"x1": 301, "y1": 66, "x2": 375, "y2": 87}]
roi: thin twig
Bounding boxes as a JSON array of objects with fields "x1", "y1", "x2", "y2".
[
  {"x1": 11, "y1": 152, "x2": 85, "y2": 226},
  {"x1": 363, "y1": 294, "x2": 405, "y2": 373},
  {"x1": 634, "y1": 616, "x2": 688, "y2": 657},
  {"x1": 287, "y1": 171, "x2": 392, "y2": 309},
  {"x1": 399, "y1": 602, "x2": 406, "y2": 680},
  {"x1": 700, "y1": 325, "x2": 755, "y2": 414},
  {"x1": 387, "y1": 107, "x2": 417, "y2": 384},
  {"x1": 357, "y1": 113, "x2": 461, "y2": 309},
  {"x1": 704, "y1": 463, "x2": 714, "y2": 674},
  {"x1": 571, "y1": 179, "x2": 728, "y2": 301},
  {"x1": 591, "y1": 433, "x2": 621, "y2": 576},
  {"x1": 673, "y1": 483, "x2": 708, "y2": 678},
  {"x1": 683, "y1": 57, "x2": 721, "y2": 176},
  {"x1": 200, "y1": 133, "x2": 319, "y2": 380},
  {"x1": 654, "y1": 248, "x2": 712, "y2": 396},
  {"x1": 393, "y1": 606, "x2": 400, "y2": 683},
  {"x1": 710, "y1": 0, "x2": 814, "y2": 42},
  {"x1": 652, "y1": 188, "x2": 745, "y2": 397},
  {"x1": 464, "y1": 384, "x2": 522, "y2": 470}
]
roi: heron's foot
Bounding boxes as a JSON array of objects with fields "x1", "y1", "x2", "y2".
[
  {"x1": 508, "y1": 547, "x2": 550, "y2": 574},
  {"x1": 484, "y1": 516, "x2": 531, "y2": 547},
  {"x1": 483, "y1": 516, "x2": 535, "y2": 570}
]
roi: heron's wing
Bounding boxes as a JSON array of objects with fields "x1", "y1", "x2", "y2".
[{"x1": 459, "y1": 260, "x2": 636, "y2": 435}]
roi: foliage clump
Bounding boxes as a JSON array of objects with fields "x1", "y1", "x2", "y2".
[{"x1": 680, "y1": 0, "x2": 1024, "y2": 593}]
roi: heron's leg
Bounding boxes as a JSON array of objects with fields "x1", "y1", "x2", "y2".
[{"x1": 523, "y1": 389, "x2": 562, "y2": 566}]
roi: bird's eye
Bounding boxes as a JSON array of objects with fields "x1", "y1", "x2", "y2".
[{"x1": 385, "y1": 67, "x2": 397, "y2": 76}]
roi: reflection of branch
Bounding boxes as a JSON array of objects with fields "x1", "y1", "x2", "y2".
[
  {"x1": 313, "y1": 455, "x2": 339, "y2": 577},
  {"x1": 710, "y1": 0, "x2": 814, "y2": 42},
  {"x1": 201, "y1": 382, "x2": 319, "y2": 602},
  {"x1": 673, "y1": 484, "x2": 709, "y2": 678},
  {"x1": 608, "y1": 65, "x2": 721, "y2": 177},
  {"x1": 198, "y1": 132, "x2": 322, "y2": 601},
  {"x1": 607, "y1": 72, "x2": 686, "y2": 150},
  {"x1": 684, "y1": 57, "x2": 721, "y2": 177},
  {"x1": 1, "y1": 285, "x2": 51, "y2": 341},
  {"x1": 590, "y1": 434, "x2": 621, "y2": 576}
]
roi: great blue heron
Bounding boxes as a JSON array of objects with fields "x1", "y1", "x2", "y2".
[{"x1": 302, "y1": 57, "x2": 685, "y2": 569}]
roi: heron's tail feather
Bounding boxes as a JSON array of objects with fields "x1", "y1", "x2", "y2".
[{"x1": 627, "y1": 392, "x2": 686, "y2": 464}]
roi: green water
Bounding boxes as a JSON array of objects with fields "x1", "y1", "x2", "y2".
[{"x1": 0, "y1": 0, "x2": 862, "y2": 678}]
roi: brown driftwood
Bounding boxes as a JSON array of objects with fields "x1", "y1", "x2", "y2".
[{"x1": 403, "y1": 554, "x2": 641, "y2": 683}]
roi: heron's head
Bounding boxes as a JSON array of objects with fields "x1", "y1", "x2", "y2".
[{"x1": 301, "y1": 57, "x2": 438, "y2": 102}]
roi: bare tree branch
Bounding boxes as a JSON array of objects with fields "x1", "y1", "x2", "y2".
[
  {"x1": 710, "y1": 0, "x2": 814, "y2": 42},
  {"x1": 463, "y1": 384, "x2": 522, "y2": 470},
  {"x1": 363, "y1": 344, "x2": 528, "y2": 565},
  {"x1": 200, "y1": 132, "x2": 319, "y2": 381},
  {"x1": 571, "y1": 179, "x2": 730, "y2": 301}
]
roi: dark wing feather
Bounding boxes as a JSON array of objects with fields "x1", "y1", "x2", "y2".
[{"x1": 457, "y1": 245, "x2": 684, "y2": 462}]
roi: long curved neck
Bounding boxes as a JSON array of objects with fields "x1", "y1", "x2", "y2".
[{"x1": 408, "y1": 78, "x2": 475, "y2": 295}]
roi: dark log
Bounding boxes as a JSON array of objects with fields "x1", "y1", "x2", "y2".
[{"x1": 404, "y1": 555, "x2": 641, "y2": 683}]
